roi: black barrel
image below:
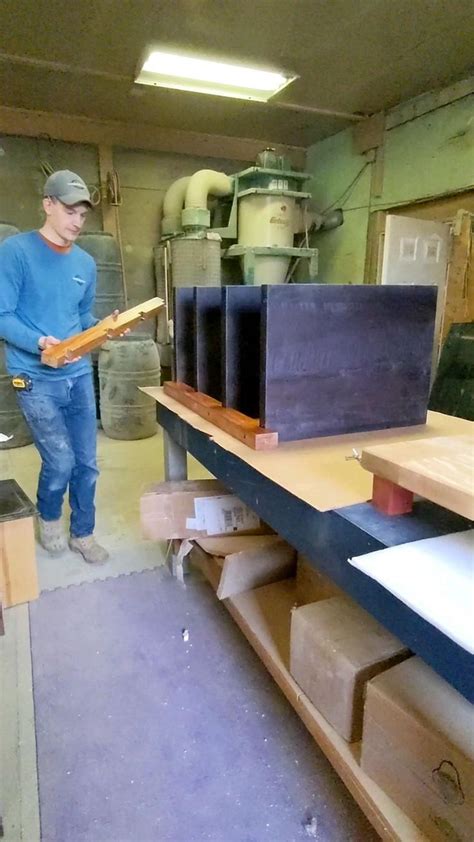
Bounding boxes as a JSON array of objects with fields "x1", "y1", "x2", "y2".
[
  {"x1": 77, "y1": 231, "x2": 127, "y2": 419},
  {"x1": 98, "y1": 336, "x2": 161, "y2": 440},
  {"x1": 77, "y1": 231, "x2": 126, "y2": 320},
  {"x1": 0, "y1": 222, "x2": 21, "y2": 243},
  {"x1": 0, "y1": 223, "x2": 33, "y2": 449}
]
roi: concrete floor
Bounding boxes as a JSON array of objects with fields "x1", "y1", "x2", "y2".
[
  {"x1": 0, "y1": 428, "x2": 208, "y2": 841},
  {"x1": 0, "y1": 428, "x2": 378, "y2": 842}
]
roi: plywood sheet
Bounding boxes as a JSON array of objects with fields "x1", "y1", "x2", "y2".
[
  {"x1": 361, "y1": 435, "x2": 474, "y2": 519},
  {"x1": 222, "y1": 285, "x2": 261, "y2": 418},
  {"x1": 143, "y1": 386, "x2": 474, "y2": 513},
  {"x1": 260, "y1": 284, "x2": 437, "y2": 441},
  {"x1": 350, "y1": 530, "x2": 474, "y2": 653}
]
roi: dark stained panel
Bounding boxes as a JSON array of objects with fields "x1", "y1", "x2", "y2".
[
  {"x1": 173, "y1": 288, "x2": 195, "y2": 386},
  {"x1": 429, "y1": 322, "x2": 474, "y2": 421},
  {"x1": 194, "y1": 287, "x2": 222, "y2": 400},
  {"x1": 260, "y1": 284, "x2": 437, "y2": 441},
  {"x1": 222, "y1": 285, "x2": 262, "y2": 419}
]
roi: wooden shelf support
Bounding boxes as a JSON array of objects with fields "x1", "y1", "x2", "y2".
[
  {"x1": 163, "y1": 381, "x2": 278, "y2": 451},
  {"x1": 371, "y1": 476, "x2": 414, "y2": 516}
]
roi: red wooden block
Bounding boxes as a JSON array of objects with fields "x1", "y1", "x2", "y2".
[{"x1": 372, "y1": 475, "x2": 414, "y2": 516}]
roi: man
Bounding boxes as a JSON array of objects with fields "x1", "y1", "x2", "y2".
[{"x1": 0, "y1": 170, "x2": 109, "y2": 564}]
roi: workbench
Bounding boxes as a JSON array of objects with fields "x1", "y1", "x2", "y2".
[
  {"x1": 145, "y1": 387, "x2": 473, "y2": 842},
  {"x1": 146, "y1": 387, "x2": 473, "y2": 702}
]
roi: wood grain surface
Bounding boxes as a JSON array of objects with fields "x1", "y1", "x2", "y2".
[
  {"x1": 260, "y1": 284, "x2": 437, "y2": 441},
  {"x1": 42, "y1": 297, "x2": 163, "y2": 368},
  {"x1": 361, "y1": 434, "x2": 474, "y2": 520}
]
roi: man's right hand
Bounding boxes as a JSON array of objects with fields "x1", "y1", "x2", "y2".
[
  {"x1": 38, "y1": 335, "x2": 80, "y2": 364},
  {"x1": 38, "y1": 335, "x2": 61, "y2": 350}
]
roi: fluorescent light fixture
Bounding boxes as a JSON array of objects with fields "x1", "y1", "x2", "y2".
[{"x1": 135, "y1": 49, "x2": 296, "y2": 101}]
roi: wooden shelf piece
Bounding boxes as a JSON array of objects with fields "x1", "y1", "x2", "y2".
[
  {"x1": 191, "y1": 554, "x2": 427, "y2": 842},
  {"x1": 226, "y1": 579, "x2": 428, "y2": 842},
  {"x1": 163, "y1": 381, "x2": 278, "y2": 450},
  {"x1": 361, "y1": 434, "x2": 474, "y2": 520},
  {"x1": 41, "y1": 297, "x2": 164, "y2": 368}
]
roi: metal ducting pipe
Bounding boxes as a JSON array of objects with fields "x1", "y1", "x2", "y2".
[
  {"x1": 182, "y1": 170, "x2": 232, "y2": 230},
  {"x1": 161, "y1": 176, "x2": 191, "y2": 236}
]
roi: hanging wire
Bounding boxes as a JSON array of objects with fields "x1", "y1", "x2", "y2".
[
  {"x1": 320, "y1": 162, "x2": 371, "y2": 215},
  {"x1": 88, "y1": 184, "x2": 102, "y2": 207}
]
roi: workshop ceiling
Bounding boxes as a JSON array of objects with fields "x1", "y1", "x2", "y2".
[{"x1": 1, "y1": 0, "x2": 473, "y2": 148}]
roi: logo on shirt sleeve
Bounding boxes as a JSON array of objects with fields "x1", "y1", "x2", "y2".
[{"x1": 72, "y1": 275, "x2": 85, "y2": 285}]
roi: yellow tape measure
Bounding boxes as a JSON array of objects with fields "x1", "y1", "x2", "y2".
[{"x1": 11, "y1": 374, "x2": 33, "y2": 391}]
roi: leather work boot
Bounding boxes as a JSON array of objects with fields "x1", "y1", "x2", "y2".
[
  {"x1": 38, "y1": 517, "x2": 67, "y2": 555},
  {"x1": 69, "y1": 535, "x2": 109, "y2": 565}
]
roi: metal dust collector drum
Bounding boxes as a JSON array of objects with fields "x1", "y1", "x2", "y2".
[
  {"x1": 98, "y1": 336, "x2": 161, "y2": 440},
  {"x1": 0, "y1": 223, "x2": 33, "y2": 449}
]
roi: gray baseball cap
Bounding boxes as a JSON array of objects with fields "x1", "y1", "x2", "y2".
[{"x1": 43, "y1": 170, "x2": 92, "y2": 207}]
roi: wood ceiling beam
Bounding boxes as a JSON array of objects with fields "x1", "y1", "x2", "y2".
[
  {"x1": 0, "y1": 105, "x2": 307, "y2": 166},
  {"x1": 272, "y1": 101, "x2": 366, "y2": 122}
]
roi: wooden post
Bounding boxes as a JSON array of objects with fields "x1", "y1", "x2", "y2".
[
  {"x1": 98, "y1": 144, "x2": 119, "y2": 238},
  {"x1": 439, "y1": 211, "x2": 474, "y2": 350}
]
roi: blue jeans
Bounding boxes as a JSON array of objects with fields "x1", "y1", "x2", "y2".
[{"x1": 17, "y1": 373, "x2": 98, "y2": 537}]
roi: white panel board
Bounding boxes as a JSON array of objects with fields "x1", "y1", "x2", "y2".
[{"x1": 349, "y1": 530, "x2": 474, "y2": 653}]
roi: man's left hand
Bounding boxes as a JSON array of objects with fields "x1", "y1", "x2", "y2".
[{"x1": 111, "y1": 309, "x2": 131, "y2": 337}]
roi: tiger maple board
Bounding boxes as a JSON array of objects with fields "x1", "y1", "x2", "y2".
[
  {"x1": 260, "y1": 284, "x2": 437, "y2": 441},
  {"x1": 41, "y1": 297, "x2": 164, "y2": 368},
  {"x1": 361, "y1": 434, "x2": 474, "y2": 520}
]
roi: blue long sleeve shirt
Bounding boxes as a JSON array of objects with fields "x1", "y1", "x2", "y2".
[{"x1": 0, "y1": 231, "x2": 98, "y2": 379}]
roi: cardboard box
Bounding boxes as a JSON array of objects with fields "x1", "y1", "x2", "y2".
[
  {"x1": 361, "y1": 657, "x2": 474, "y2": 842},
  {"x1": 192, "y1": 535, "x2": 296, "y2": 599},
  {"x1": 290, "y1": 597, "x2": 409, "y2": 742},
  {"x1": 295, "y1": 553, "x2": 345, "y2": 605},
  {"x1": 140, "y1": 479, "x2": 269, "y2": 541}
]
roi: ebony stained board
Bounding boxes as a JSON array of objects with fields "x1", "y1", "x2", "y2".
[
  {"x1": 260, "y1": 284, "x2": 437, "y2": 441},
  {"x1": 222, "y1": 285, "x2": 262, "y2": 418},
  {"x1": 173, "y1": 288, "x2": 195, "y2": 386},
  {"x1": 429, "y1": 322, "x2": 474, "y2": 421},
  {"x1": 194, "y1": 287, "x2": 223, "y2": 400}
]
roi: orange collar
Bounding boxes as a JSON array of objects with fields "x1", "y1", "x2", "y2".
[{"x1": 38, "y1": 232, "x2": 72, "y2": 254}]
